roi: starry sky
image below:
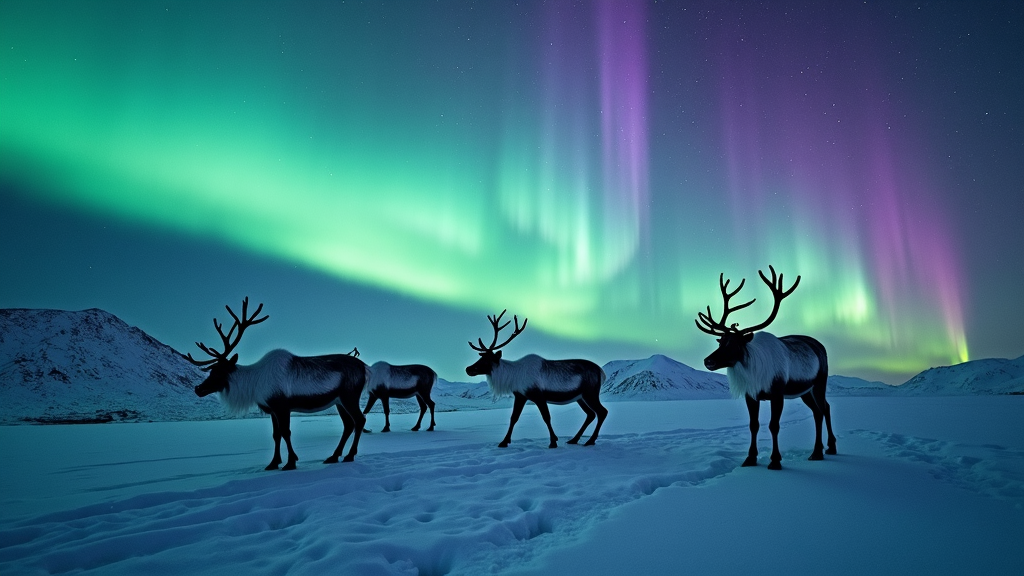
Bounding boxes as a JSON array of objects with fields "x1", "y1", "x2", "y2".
[{"x1": 2, "y1": 1, "x2": 1021, "y2": 384}]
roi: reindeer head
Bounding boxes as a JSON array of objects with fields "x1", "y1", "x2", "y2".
[
  {"x1": 466, "y1": 310, "x2": 527, "y2": 377},
  {"x1": 185, "y1": 297, "x2": 269, "y2": 396},
  {"x1": 695, "y1": 266, "x2": 800, "y2": 371}
]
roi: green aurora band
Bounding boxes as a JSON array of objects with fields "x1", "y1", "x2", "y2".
[{"x1": 0, "y1": 2, "x2": 968, "y2": 379}]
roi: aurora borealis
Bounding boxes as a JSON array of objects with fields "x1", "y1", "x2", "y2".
[{"x1": 2, "y1": 1, "x2": 1021, "y2": 383}]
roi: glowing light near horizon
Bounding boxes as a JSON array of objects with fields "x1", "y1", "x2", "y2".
[{"x1": 0, "y1": 1, "x2": 968, "y2": 377}]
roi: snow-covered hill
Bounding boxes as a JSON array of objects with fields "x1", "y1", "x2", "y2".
[
  {"x1": 0, "y1": 308, "x2": 219, "y2": 424},
  {"x1": 3, "y1": 308, "x2": 1021, "y2": 425},
  {"x1": 826, "y1": 374, "x2": 899, "y2": 396},
  {"x1": 601, "y1": 354, "x2": 730, "y2": 400},
  {"x1": 894, "y1": 355, "x2": 1024, "y2": 396}
]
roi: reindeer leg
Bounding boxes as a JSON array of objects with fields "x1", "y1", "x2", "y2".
[
  {"x1": 425, "y1": 395, "x2": 436, "y2": 431},
  {"x1": 819, "y1": 384, "x2": 837, "y2": 454},
  {"x1": 567, "y1": 399, "x2": 595, "y2": 445},
  {"x1": 279, "y1": 410, "x2": 299, "y2": 471},
  {"x1": 381, "y1": 396, "x2": 391, "y2": 433},
  {"x1": 801, "y1": 393, "x2": 825, "y2": 460},
  {"x1": 742, "y1": 395, "x2": 760, "y2": 467},
  {"x1": 266, "y1": 411, "x2": 283, "y2": 470},
  {"x1": 767, "y1": 396, "x2": 784, "y2": 470},
  {"x1": 824, "y1": 399, "x2": 837, "y2": 455},
  {"x1": 533, "y1": 398, "x2": 558, "y2": 448},
  {"x1": 583, "y1": 393, "x2": 608, "y2": 446},
  {"x1": 362, "y1": 393, "x2": 377, "y2": 433},
  {"x1": 324, "y1": 404, "x2": 352, "y2": 464},
  {"x1": 499, "y1": 394, "x2": 527, "y2": 448},
  {"x1": 341, "y1": 397, "x2": 366, "y2": 462},
  {"x1": 411, "y1": 395, "x2": 427, "y2": 431}
]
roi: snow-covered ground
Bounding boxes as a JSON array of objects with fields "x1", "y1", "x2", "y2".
[{"x1": 2, "y1": 396, "x2": 1021, "y2": 575}]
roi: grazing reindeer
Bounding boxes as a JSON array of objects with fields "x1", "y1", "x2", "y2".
[
  {"x1": 186, "y1": 298, "x2": 369, "y2": 470},
  {"x1": 466, "y1": 310, "x2": 607, "y2": 448},
  {"x1": 363, "y1": 362, "x2": 437, "y2": 432},
  {"x1": 696, "y1": 266, "x2": 837, "y2": 470}
]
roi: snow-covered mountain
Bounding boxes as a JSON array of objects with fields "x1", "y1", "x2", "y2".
[
  {"x1": 894, "y1": 355, "x2": 1024, "y2": 396},
  {"x1": 0, "y1": 308, "x2": 220, "y2": 424},
  {"x1": 826, "y1": 375, "x2": 899, "y2": 396},
  {"x1": 601, "y1": 354, "x2": 730, "y2": 400},
  {"x1": 3, "y1": 308, "x2": 1021, "y2": 425}
]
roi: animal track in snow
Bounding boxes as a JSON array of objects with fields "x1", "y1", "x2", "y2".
[{"x1": 851, "y1": 429, "x2": 1024, "y2": 503}]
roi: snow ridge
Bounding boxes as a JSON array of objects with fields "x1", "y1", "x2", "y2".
[
  {"x1": 601, "y1": 354, "x2": 730, "y2": 400},
  {"x1": 895, "y1": 356, "x2": 1024, "y2": 396},
  {"x1": 0, "y1": 308, "x2": 220, "y2": 423}
]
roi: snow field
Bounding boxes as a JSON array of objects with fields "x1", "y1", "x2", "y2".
[{"x1": 1, "y1": 397, "x2": 1022, "y2": 575}]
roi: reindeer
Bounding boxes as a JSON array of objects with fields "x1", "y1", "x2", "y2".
[
  {"x1": 363, "y1": 362, "x2": 437, "y2": 432},
  {"x1": 696, "y1": 266, "x2": 836, "y2": 470},
  {"x1": 186, "y1": 298, "x2": 368, "y2": 470},
  {"x1": 466, "y1": 310, "x2": 607, "y2": 449}
]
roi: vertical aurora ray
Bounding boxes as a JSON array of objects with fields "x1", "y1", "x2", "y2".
[
  {"x1": 708, "y1": 5, "x2": 968, "y2": 372},
  {"x1": 0, "y1": 1, "x2": 970, "y2": 380}
]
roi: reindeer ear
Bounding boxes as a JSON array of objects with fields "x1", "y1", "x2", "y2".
[
  {"x1": 229, "y1": 354, "x2": 239, "y2": 365},
  {"x1": 495, "y1": 350, "x2": 502, "y2": 361},
  {"x1": 742, "y1": 333, "x2": 754, "y2": 343}
]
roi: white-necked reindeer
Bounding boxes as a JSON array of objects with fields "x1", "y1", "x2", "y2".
[
  {"x1": 466, "y1": 310, "x2": 607, "y2": 449},
  {"x1": 363, "y1": 361, "x2": 437, "y2": 432},
  {"x1": 695, "y1": 266, "x2": 836, "y2": 470},
  {"x1": 186, "y1": 298, "x2": 369, "y2": 470}
]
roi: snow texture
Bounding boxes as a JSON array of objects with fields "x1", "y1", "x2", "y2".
[
  {"x1": 0, "y1": 398, "x2": 1021, "y2": 575},
  {"x1": 0, "y1": 308, "x2": 220, "y2": 424}
]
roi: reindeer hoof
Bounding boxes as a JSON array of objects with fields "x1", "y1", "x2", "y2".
[
  {"x1": 323, "y1": 456, "x2": 339, "y2": 464},
  {"x1": 342, "y1": 455, "x2": 355, "y2": 463},
  {"x1": 427, "y1": 426, "x2": 435, "y2": 431},
  {"x1": 548, "y1": 442, "x2": 558, "y2": 449},
  {"x1": 362, "y1": 428, "x2": 372, "y2": 434},
  {"x1": 381, "y1": 427, "x2": 391, "y2": 433},
  {"x1": 583, "y1": 439, "x2": 596, "y2": 446},
  {"x1": 265, "y1": 462, "x2": 281, "y2": 471},
  {"x1": 282, "y1": 462, "x2": 297, "y2": 471},
  {"x1": 826, "y1": 447, "x2": 837, "y2": 455},
  {"x1": 741, "y1": 457, "x2": 758, "y2": 467},
  {"x1": 566, "y1": 438, "x2": 580, "y2": 445},
  {"x1": 767, "y1": 461, "x2": 782, "y2": 471},
  {"x1": 809, "y1": 452, "x2": 824, "y2": 461},
  {"x1": 498, "y1": 441, "x2": 509, "y2": 448}
]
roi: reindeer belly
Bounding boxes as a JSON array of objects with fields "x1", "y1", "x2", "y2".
[
  {"x1": 754, "y1": 379, "x2": 814, "y2": 400},
  {"x1": 370, "y1": 384, "x2": 418, "y2": 399},
  {"x1": 525, "y1": 387, "x2": 581, "y2": 405},
  {"x1": 261, "y1": 391, "x2": 341, "y2": 414}
]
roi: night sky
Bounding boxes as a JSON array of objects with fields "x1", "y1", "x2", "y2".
[{"x1": 2, "y1": 1, "x2": 1021, "y2": 384}]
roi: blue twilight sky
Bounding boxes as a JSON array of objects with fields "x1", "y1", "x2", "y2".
[{"x1": 1, "y1": 1, "x2": 1022, "y2": 384}]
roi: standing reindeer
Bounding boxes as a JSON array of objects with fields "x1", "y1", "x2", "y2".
[
  {"x1": 696, "y1": 266, "x2": 836, "y2": 470},
  {"x1": 186, "y1": 298, "x2": 369, "y2": 470},
  {"x1": 466, "y1": 310, "x2": 607, "y2": 449},
  {"x1": 363, "y1": 362, "x2": 437, "y2": 432}
]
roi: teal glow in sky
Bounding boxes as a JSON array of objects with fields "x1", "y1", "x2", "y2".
[{"x1": 3, "y1": 1, "x2": 1022, "y2": 383}]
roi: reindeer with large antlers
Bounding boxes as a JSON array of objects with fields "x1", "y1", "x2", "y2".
[
  {"x1": 466, "y1": 310, "x2": 607, "y2": 449},
  {"x1": 696, "y1": 266, "x2": 836, "y2": 470},
  {"x1": 186, "y1": 298, "x2": 369, "y2": 470}
]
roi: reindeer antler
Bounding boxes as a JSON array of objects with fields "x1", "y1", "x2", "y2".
[
  {"x1": 695, "y1": 273, "x2": 755, "y2": 336},
  {"x1": 468, "y1": 309, "x2": 528, "y2": 352},
  {"x1": 742, "y1": 265, "x2": 800, "y2": 334},
  {"x1": 695, "y1": 266, "x2": 800, "y2": 336},
  {"x1": 185, "y1": 297, "x2": 269, "y2": 370}
]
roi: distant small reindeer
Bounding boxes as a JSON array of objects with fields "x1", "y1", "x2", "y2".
[
  {"x1": 696, "y1": 266, "x2": 836, "y2": 470},
  {"x1": 466, "y1": 310, "x2": 607, "y2": 448},
  {"x1": 363, "y1": 362, "x2": 437, "y2": 432},
  {"x1": 186, "y1": 298, "x2": 368, "y2": 470}
]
